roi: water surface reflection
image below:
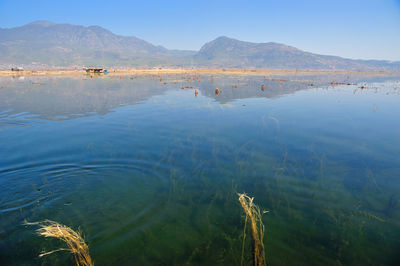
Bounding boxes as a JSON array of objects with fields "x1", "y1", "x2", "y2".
[{"x1": 0, "y1": 73, "x2": 399, "y2": 265}]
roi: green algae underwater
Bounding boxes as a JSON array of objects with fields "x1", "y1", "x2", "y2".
[{"x1": 0, "y1": 73, "x2": 400, "y2": 265}]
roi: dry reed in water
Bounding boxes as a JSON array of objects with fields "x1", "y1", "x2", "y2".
[
  {"x1": 25, "y1": 220, "x2": 93, "y2": 266},
  {"x1": 238, "y1": 193, "x2": 267, "y2": 266}
]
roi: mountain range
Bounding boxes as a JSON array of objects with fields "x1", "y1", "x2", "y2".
[{"x1": 1, "y1": 21, "x2": 399, "y2": 71}]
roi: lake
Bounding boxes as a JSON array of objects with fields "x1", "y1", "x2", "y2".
[{"x1": 0, "y1": 72, "x2": 399, "y2": 265}]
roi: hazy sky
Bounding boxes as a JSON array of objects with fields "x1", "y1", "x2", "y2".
[{"x1": 1, "y1": 0, "x2": 399, "y2": 60}]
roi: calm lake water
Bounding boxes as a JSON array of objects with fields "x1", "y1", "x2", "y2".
[{"x1": 0, "y1": 73, "x2": 399, "y2": 265}]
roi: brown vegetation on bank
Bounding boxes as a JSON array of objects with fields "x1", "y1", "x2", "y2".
[{"x1": 1, "y1": 68, "x2": 397, "y2": 77}]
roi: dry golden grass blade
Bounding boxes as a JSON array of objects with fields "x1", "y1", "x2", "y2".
[
  {"x1": 238, "y1": 193, "x2": 267, "y2": 266},
  {"x1": 25, "y1": 220, "x2": 93, "y2": 266}
]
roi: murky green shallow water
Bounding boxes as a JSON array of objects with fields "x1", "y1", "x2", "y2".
[{"x1": 0, "y1": 73, "x2": 399, "y2": 265}]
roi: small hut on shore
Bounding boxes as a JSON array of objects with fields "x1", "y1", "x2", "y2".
[
  {"x1": 83, "y1": 67, "x2": 108, "y2": 74},
  {"x1": 11, "y1": 67, "x2": 24, "y2": 71}
]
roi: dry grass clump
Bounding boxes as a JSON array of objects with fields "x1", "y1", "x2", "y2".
[
  {"x1": 238, "y1": 193, "x2": 267, "y2": 266},
  {"x1": 25, "y1": 220, "x2": 93, "y2": 266}
]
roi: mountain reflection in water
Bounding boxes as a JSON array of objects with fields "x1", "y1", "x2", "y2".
[{"x1": 0, "y1": 72, "x2": 398, "y2": 121}]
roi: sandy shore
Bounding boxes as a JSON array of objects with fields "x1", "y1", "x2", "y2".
[{"x1": 0, "y1": 68, "x2": 398, "y2": 77}]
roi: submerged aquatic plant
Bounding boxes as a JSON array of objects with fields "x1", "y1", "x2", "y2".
[
  {"x1": 238, "y1": 193, "x2": 267, "y2": 266},
  {"x1": 25, "y1": 220, "x2": 93, "y2": 266}
]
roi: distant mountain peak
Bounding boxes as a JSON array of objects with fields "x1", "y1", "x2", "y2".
[
  {"x1": 214, "y1": 36, "x2": 235, "y2": 41},
  {"x1": 205, "y1": 36, "x2": 295, "y2": 48},
  {"x1": 27, "y1": 20, "x2": 55, "y2": 27},
  {"x1": 209, "y1": 36, "x2": 242, "y2": 44}
]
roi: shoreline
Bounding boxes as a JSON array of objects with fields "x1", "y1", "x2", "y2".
[{"x1": 0, "y1": 68, "x2": 399, "y2": 77}]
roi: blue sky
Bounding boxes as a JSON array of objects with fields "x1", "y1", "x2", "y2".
[{"x1": 1, "y1": 0, "x2": 399, "y2": 60}]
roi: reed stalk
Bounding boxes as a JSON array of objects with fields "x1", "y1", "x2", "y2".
[
  {"x1": 238, "y1": 193, "x2": 267, "y2": 266},
  {"x1": 25, "y1": 220, "x2": 93, "y2": 266}
]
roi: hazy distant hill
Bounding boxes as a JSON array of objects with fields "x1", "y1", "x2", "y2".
[
  {"x1": 195, "y1": 36, "x2": 400, "y2": 71},
  {"x1": 0, "y1": 21, "x2": 399, "y2": 71},
  {"x1": 0, "y1": 21, "x2": 194, "y2": 67}
]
